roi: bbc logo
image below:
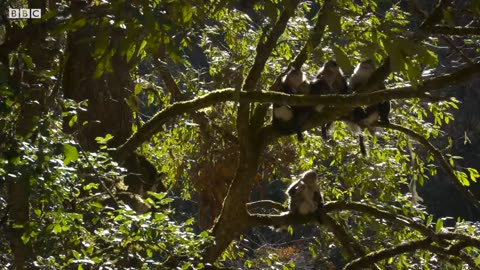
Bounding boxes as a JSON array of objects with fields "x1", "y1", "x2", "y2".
[{"x1": 8, "y1": 8, "x2": 42, "y2": 19}]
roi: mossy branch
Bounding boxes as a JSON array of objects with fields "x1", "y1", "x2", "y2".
[{"x1": 115, "y1": 62, "x2": 480, "y2": 161}]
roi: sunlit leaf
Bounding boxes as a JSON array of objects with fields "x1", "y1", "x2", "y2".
[{"x1": 63, "y1": 144, "x2": 79, "y2": 166}]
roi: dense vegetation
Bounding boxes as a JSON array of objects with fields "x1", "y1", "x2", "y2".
[{"x1": 1, "y1": 0, "x2": 480, "y2": 269}]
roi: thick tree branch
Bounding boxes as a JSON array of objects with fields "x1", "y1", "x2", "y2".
[
  {"x1": 205, "y1": 1, "x2": 300, "y2": 263},
  {"x1": 242, "y1": 0, "x2": 299, "y2": 92},
  {"x1": 115, "y1": 61, "x2": 480, "y2": 161},
  {"x1": 251, "y1": 0, "x2": 332, "y2": 128},
  {"x1": 248, "y1": 207, "x2": 380, "y2": 269},
  {"x1": 291, "y1": 0, "x2": 332, "y2": 69},
  {"x1": 377, "y1": 123, "x2": 480, "y2": 210},
  {"x1": 344, "y1": 232, "x2": 480, "y2": 270},
  {"x1": 249, "y1": 200, "x2": 477, "y2": 267},
  {"x1": 248, "y1": 211, "x2": 316, "y2": 227},
  {"x1": 155, "y1": 57, "x2": 239, "y2": 144},
  {"x1": 320, "y1": 213, "x2": 382, "y2": 270},
  {"x1": 343, "y1": 238, "x2": 433, "y2": 270},
  {"x1": 325, "y1": 201, "x2": 429, "y2": 233}
]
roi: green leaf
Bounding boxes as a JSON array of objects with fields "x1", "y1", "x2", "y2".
[
  {"x1": 333, "y1": 46, "x2": 352, "y2": 73},
  {"x1": 73, "y1": 17, "x2": 87, "y2": 28},
  {"x1": 134, "y1": 83, "x2": 143, "y2": 95},
  {"x1": 126, "y1": 43, "x2": 136, "y2": 63},
  {"x1": 69, "y1": 115, "x2": 78, "y2": 127},
  {"x1": 138, "y1": 40, "x2": 147, "y2": 55},
  {"x1": 475, "y1": 256, "x2": 480, "y2": 266},
  {"x1": 72, "y1": 250, "x2": 81, "y2": 259},
  {"x1": 94, "y1": 31, "x2": 110, "y2": 58},
  {"x1": 93, "y1": 61, "x2": 105, "y2": 79},
  {"x1": 95, "y1": 134, "x2": 114, "y2": 144},
  {"x1": 63, "y1": 144, "x2": 79, "y2": 166},
  {"x1": 21, "y1": 54, "x2": 33, "y2": 69},
  {"x1": 21, "y1": 234, "x2": 30, "y2": 244},
  {"x1": 53, "y1": 224, "x2": 62, "y2": 234},
  {"x1": 182, "y1": 4, "x2": 193, "y2": 23},
  {"x1": 468, "y1": 168, "x2": 479, "y2": 182},
  {"x1": 435, "y1": 219, "x2": 443, "y2": 232}
]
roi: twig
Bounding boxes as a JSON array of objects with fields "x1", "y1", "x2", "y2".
[
  {"x1": 115, "y1": 61, "x2": 480, "y2": 161},
  {"x1": 376, "y1": 122, "x2": 480, "y2": 210},
  {"x1": 78, "y1": 144, "x2": 119, "y2": 208},
  {"x1": 343, "y1": 238, "x2": 433, "y2": 270},
  {"x1": 430, "y1": 26, "x2": 480, "y2": 36},
  {"x1": 246, "y1": 200, "x2": 286, "y2": 212}
]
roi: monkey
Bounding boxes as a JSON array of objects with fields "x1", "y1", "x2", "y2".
[
  {"x1": 347, "y1": 59, "x2": 391, "y2": 156},
  {"x1": 286, "y1": 170, "x2": 324, "y2": 215},
  {"x1": 350, "y1": 59, "x2": 390, "y2": 124},
  {"x1": 272, "y1": 68, "x2": 310, "y2": 141},
  {"x1": 308, "y1": 60, "x2": 350, "y2": 139}
]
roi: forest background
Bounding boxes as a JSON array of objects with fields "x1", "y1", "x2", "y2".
[{"x1": 1, "y1": 0, "x2": 480, "y2": 269}]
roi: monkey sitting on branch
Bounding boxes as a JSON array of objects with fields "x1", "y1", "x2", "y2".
[
  {"x1": 347, "y1": 59, "x2": 391, "y2": 156},
  {"x1": 272, "y1": 68, "x2": 310, "y2": 141},
  {"x1": 308, "y1": 60, "x2": 350, "y2": 139},
  {"x1": 286, "y1": 170, "x2": 324, "y2": 216}
]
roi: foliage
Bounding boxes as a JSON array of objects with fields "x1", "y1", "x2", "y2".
[{"x1": 1, "y1": 0, "x2": 480, "y2": 269}]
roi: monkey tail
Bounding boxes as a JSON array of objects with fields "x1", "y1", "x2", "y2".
[
  {"x1": 321, "y1": 122, "x2": 333, "y2": 140},
  {"x1": 296, "y1": 130, "x2": 304, "y2": 141},
  {"x1": 359, "y1": 134, "x2": 368, "y2": 156},
  {"x1": 379, "y1": 101, "x2": 391, "y2": 124},
  {"x1": 321, "y1": 126, "x2": 328, "y2": 140}
]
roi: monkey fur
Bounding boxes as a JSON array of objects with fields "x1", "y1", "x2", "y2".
[
  {"x1": 286, "y1": 170, "x2": 324, "y2": 216},
  {"x1": 272, "y1": 68, "x2": 310, "y2": 141},
  {"x1": 348, "y1": 60, "x2": 391, "y2": 156},
  {"x1": 309, "y1": 60, "x2": 349, "y2": 139}
]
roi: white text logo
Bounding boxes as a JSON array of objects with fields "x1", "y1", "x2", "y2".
[{"x1": 8, "y1": 9, "x2": 42, "y2": 19}]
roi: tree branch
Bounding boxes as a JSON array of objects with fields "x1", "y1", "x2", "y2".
[
  {"x1": 246, "y1": 200, "x2": 286, "y2": 212},
  {"x1": 418, "y1": 0, "x2": 447, "y2": 31},
  {"x1": 430, "y1": 26, "x2": 480, "y2": 36},
  {"x1": 326, "y1": 201, "x2": 476, "y2": 264},
  {"x1": 344, "y1": 232, "x2": 480, "y2": 270},
  {"x1": 242, "y1": 0, "x2": 299, "y2": 92},
  {"x1": 250, "y1": 0, "x2": 332, "y2": 128},
  {"x1": 360, "y1": 0, "x2": 448, "y2": 95},
  {"x1": 325, "y1": 201, "x2": 429, "y2": 233},
  {"x1": 436, "y1": 232, "x2": 480, "y2": 248},
  {"x1": 343, "y1": 238, "x2": 433, "y2": 270},
  {"x1": 155, "y1": 57, "x2": 238, "y2": 144},
  {"x1": 115, "y1": 61, "x2": 480, "y2": 161},
  {"x1": 377, "y1": 123, "x2": 480, "y2": 210},
  {"x1": 248, "y1": 200, "x2": 477, "y2": 267},
  {"x1": 205, "y1": 1, "x2": 301, "y2": 263},
  {"x1": 320, "y1": 213, "x2": 382, "y2": 270}
]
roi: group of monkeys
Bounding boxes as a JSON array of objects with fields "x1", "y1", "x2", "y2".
[
  {"x1": 272, "y1": 59, "x2": 391, "y2": 156},
  {"x1": 275, "y1": 60, "x2": 391, "y2": 217}
]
